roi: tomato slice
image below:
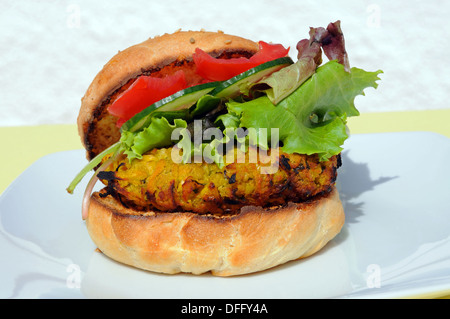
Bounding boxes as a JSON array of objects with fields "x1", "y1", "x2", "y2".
[
  {"x1": 108, "y1": 70, "x2": 188, "y2": 127},
  {"x1": 193, "y1": 41, "x2": 289, "y2": 81},
  {"x1": 108, "y1": 41, "x2": 289, "y2": 127}
]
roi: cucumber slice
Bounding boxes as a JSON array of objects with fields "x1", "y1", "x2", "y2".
[
  {"x1": 210, "y1": 56, "x2": 294, "y2": 98},
  {"x1": 120, "y1": 57, "x2": 293, "y2": 133},
  {"x1": 120, "y1": 81, "x2": 219, "y2": 133}
]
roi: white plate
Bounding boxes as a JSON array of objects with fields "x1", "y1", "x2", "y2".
[{"x1": 1, "y1": 131, "x2": 450, "y2": 299}]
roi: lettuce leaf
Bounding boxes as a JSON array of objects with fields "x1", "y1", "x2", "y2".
[
  {"x1": 120, "y1": 115, "x2": 188, "y2": 161},
  {"x1": 226, "y1": 60, "x2": 383, "y2": 160},
  {"x1": 252, "y1": 45, "x2": 320, "y2": 105},
  {"x1": 172, "y1": 127, "x2": 233, "y2": 167},
  {"x1": 305, "y1": 20, "x2": 350, "y2": 72},
  {"x1": 250, "y1": 20, "x2": 350, "y2": 106}
]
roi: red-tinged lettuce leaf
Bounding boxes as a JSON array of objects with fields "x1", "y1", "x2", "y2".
[
  {"x1": 226, "y1": 60, "x2": 383, "y2": 160},
  {"x1": 253, "y1": 20, "x2": 350, "y2": 105},
  {"x1": 252, "y1": 40, "x2": 322, "y2": 105},
  {"x1": 305, "y1": 20, "x2": 350, "y2": 72}
]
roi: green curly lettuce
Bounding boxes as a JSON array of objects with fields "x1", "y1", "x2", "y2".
[{"x1": 224, "y1": 60, "x2": 382, "y2": 160}]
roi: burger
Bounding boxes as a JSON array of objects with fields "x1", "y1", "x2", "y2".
[{"x1": 67, "y1": 21, "x2": 381, "y2": 276}]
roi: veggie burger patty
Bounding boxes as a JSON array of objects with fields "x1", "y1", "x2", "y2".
[{"x1": 97, "y1": 147, "x2": 341, "y2": 214}]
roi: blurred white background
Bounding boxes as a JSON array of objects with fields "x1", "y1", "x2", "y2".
[{"x1": 1, "y1": 0, "x2": 449, "y2": 127}]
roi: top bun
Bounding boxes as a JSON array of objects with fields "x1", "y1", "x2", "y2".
[{"x1": 77, "y1": 30, "x2": 259, "y2": 160}]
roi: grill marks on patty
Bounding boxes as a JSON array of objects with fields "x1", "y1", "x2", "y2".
[{"x1": 98, "y1": 147, "x2": 341, "y2": 214}]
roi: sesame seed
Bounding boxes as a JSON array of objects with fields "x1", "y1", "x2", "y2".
[
  {"x1": 190, "y1": 37, "x2": 195, "y2": 44},
  {"x1": 224, "y1": 39, "x2": 232, "y2": 45}
]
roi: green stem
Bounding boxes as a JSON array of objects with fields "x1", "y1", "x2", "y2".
[{"x1": 66, "y1": 142, "x2": 121, "y2": 194}]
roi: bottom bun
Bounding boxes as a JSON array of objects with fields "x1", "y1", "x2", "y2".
[{"x1": 85, "y1": 187, "x2": 345, "y2": 277}]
